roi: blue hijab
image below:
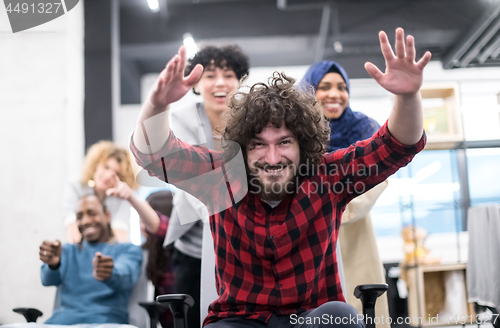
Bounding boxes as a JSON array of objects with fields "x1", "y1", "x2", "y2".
[{"x1": 300, "y1": 60, "x2": 380, "y2": 152}]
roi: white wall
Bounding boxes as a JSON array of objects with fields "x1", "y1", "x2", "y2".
[
  {"x1": 0, "y1": 2, "x2": 84, "y2": 324},
  {"x1": 139, "y1": 65, "x2": 311, "y2": 109}
]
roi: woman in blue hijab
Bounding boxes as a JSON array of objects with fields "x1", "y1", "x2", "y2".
[
  {"x1": 300, "y1": 60, "x2": 380, "y2": 152},
  {"x1": 300, "y1": 60, "x2": 391, "y2": 328}
]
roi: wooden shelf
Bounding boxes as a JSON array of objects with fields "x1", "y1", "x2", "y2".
[
  {"x1": 421, "y1": 82, "x2": 464, "y2": 150},
  {"x1": 406, "y1": 263, "x2": 474, "y2": 326}
]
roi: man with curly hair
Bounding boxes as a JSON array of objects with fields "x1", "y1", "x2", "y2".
[{"x1": 131, "y1": 28, "x2": 431, "y2": 328}]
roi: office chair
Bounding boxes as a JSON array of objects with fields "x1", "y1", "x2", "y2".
[{"x1": 13, "y1": 249, "x2": 168, "y2": 328}]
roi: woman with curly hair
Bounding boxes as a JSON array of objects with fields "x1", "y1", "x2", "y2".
[
  {"x1": 64, "y1": 141, "x2": 160, "y2": 243},
  {"x1": 162, "y1": 44, "x2": 250, "y2": 328},
  {"x1": 300, "y1": 61, "x2": 390, "y2": 327}
]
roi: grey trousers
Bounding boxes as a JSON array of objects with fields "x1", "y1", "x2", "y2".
[
  {"x1": 205, "y1": 301, "x2": 365, "y2": 328},
  {"x1": 1, "y1": 324, "x2": 137, "y2": 328}
]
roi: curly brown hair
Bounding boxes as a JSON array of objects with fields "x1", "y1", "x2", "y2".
[{"x1": 222, "y1": 72, "x2": 330, "y2": 170}]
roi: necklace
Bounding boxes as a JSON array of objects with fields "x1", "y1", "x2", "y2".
[{"x1": 212, "y1": 134, "x2": 222, "y2": 140}]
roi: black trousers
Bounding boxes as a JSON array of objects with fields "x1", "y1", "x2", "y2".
[
  {"x1": 173, "y1": 248, "x2": 202, "y2": 328},
  {"x1": 205, "y1": 301, "x2": 366, "y2": 328}
]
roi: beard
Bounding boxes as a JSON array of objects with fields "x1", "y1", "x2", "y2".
[{"x1": 248, "y1": 160, "x2": 297, "y2": 202}]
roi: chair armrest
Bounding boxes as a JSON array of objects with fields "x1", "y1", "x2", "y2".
[
  {"x1": 12, "y1": 308, "x2": 43, "y2": 322},
  {"x1": 354, "y1": 284, "x2": 389, "y2": 328},
  {"x1": 156, "y1": 294, "x2": 194, "y2": 328},
  {"x1": 139, "y1": 301, "x2": 169, "y2": 312},
  {"x1": 139, "y1": 301, "x2": 169, "y2": 328},
  {"x1": 354, "y1": 284, "x2": 388, "y2": 300},
  {"x1": 156, "y1": 294, "x2": 195, "y2": 308}
]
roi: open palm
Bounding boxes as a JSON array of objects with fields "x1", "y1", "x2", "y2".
[
  {"x1": 365, "y1": 28, "x2": 431, "y2": 95},
  {"x1": 150, "y1": 46, "x2": 203, "y2": 107}
]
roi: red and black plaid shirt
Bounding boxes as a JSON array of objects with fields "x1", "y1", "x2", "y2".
[{"x1": 131, "y1": 121, "x2": 426, "y2": 326}]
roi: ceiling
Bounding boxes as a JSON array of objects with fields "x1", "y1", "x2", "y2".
[{"x1": 119, "y1": 0, "x2": 500, "y2": 104}]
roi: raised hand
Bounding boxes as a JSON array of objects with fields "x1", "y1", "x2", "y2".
[
  {"x1": 93, "y1": 252, "x2": 114, "y2": 281},
  {"x1": 39, "y1": 240, "x2": 62, "y2": 267},
  {"x1": 149, "y1": 46, "x2": 204, "y2": 108},
  {"x1": 106, "y1": 174, "x2": 133, "y2": 201},
  {"x1": 364, "y1": 28, "x2": 431, "y2": 95}
]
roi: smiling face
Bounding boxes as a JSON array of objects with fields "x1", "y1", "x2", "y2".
[
  {"x1": 76, "y1": 195, "x2": 110, "y2": 243},
  {"x1": 246, "y1": 123, "x2": 300, "y2": 201},
  {"x1": 93, "y1": 157, "x2": 122, "y2": 192},
  {"x1": 194, "y1": 65, "x2": 239, "y2": 115},
  {"x1": 315, "y1": 72, "x2": 349, "y2": 120}
]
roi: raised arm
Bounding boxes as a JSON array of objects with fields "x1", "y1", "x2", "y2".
[
  {"x1": 133, "y1": 46, "x2": 203, "y2": 153},
  {"x1": 365, "y1": 28, "x2": 432, "y2": 145},
  {"x1": 322, "y1": 29, "x2": 429, "y2": 205},
  {"x1": 129, "y1": 47, "x2": 245, "y2": 211}
]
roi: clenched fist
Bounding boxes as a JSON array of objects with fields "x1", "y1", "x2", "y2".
[
  {"x1": 93, "y1": 252, "x2": 114, "y2": 281},
  {"x1": 39, "y1": 240, "x2": 62, "y2": 268}
]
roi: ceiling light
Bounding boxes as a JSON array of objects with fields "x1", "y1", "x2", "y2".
[
  {"x1": 147, "y1": 0, "x2": 160, "y2": 12},
  {"x1": 334, "y1": 41, "x2": 343, "y2": 53},
  {"x1": 183, "y1": 33, "x2": 198, "y2": 58}
]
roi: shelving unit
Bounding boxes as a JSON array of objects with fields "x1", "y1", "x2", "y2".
[
  {"x1": 420, "y1": 82, "x2": 464, "y2": 150},
  {"x1": 406, "y1": 263, "x2": 474, "y2": 326}
]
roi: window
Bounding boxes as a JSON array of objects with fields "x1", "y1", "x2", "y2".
[
  {"x1": 467, "y1": 148, "x2": 500, "y2": 206},
  {"x1": 372, "y1": 150, "x2": 462, "y2": 237}
]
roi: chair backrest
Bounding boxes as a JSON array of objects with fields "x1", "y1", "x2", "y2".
[
  {"x1": 199, "y1": 218, "x2": 347, "y2": 328},
  {"x1": 53, "y1": 249, "x2": 150, "y2": 328},
  {"x1": 127, "y1": 249, "x2": 151, "y2": 328}
]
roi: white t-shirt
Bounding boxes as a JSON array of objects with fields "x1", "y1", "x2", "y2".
[{"x1": 261, "y1": 199, "x2": 282, "y2": 208}]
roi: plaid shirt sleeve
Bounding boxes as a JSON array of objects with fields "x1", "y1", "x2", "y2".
[
  {"x1": 145, "y1": 210, "x2": 168, "y2": 239},
  {"x1": 323, "y1": 120, "x2": 426, "y2": 205},
  {"x1": 130, "y1": 131, "x2": 247, "y2": 213}
]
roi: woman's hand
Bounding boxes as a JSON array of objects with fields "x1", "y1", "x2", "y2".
[
  {"x1": 149, "y1": 46, "x2": 204, "y2": 108},
  {"x1": 364, "y1": 28, "x2": 431, "y2": 96},
  {"x1": 106, "y1": 174, "x2": 134, "y2": 201}
]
